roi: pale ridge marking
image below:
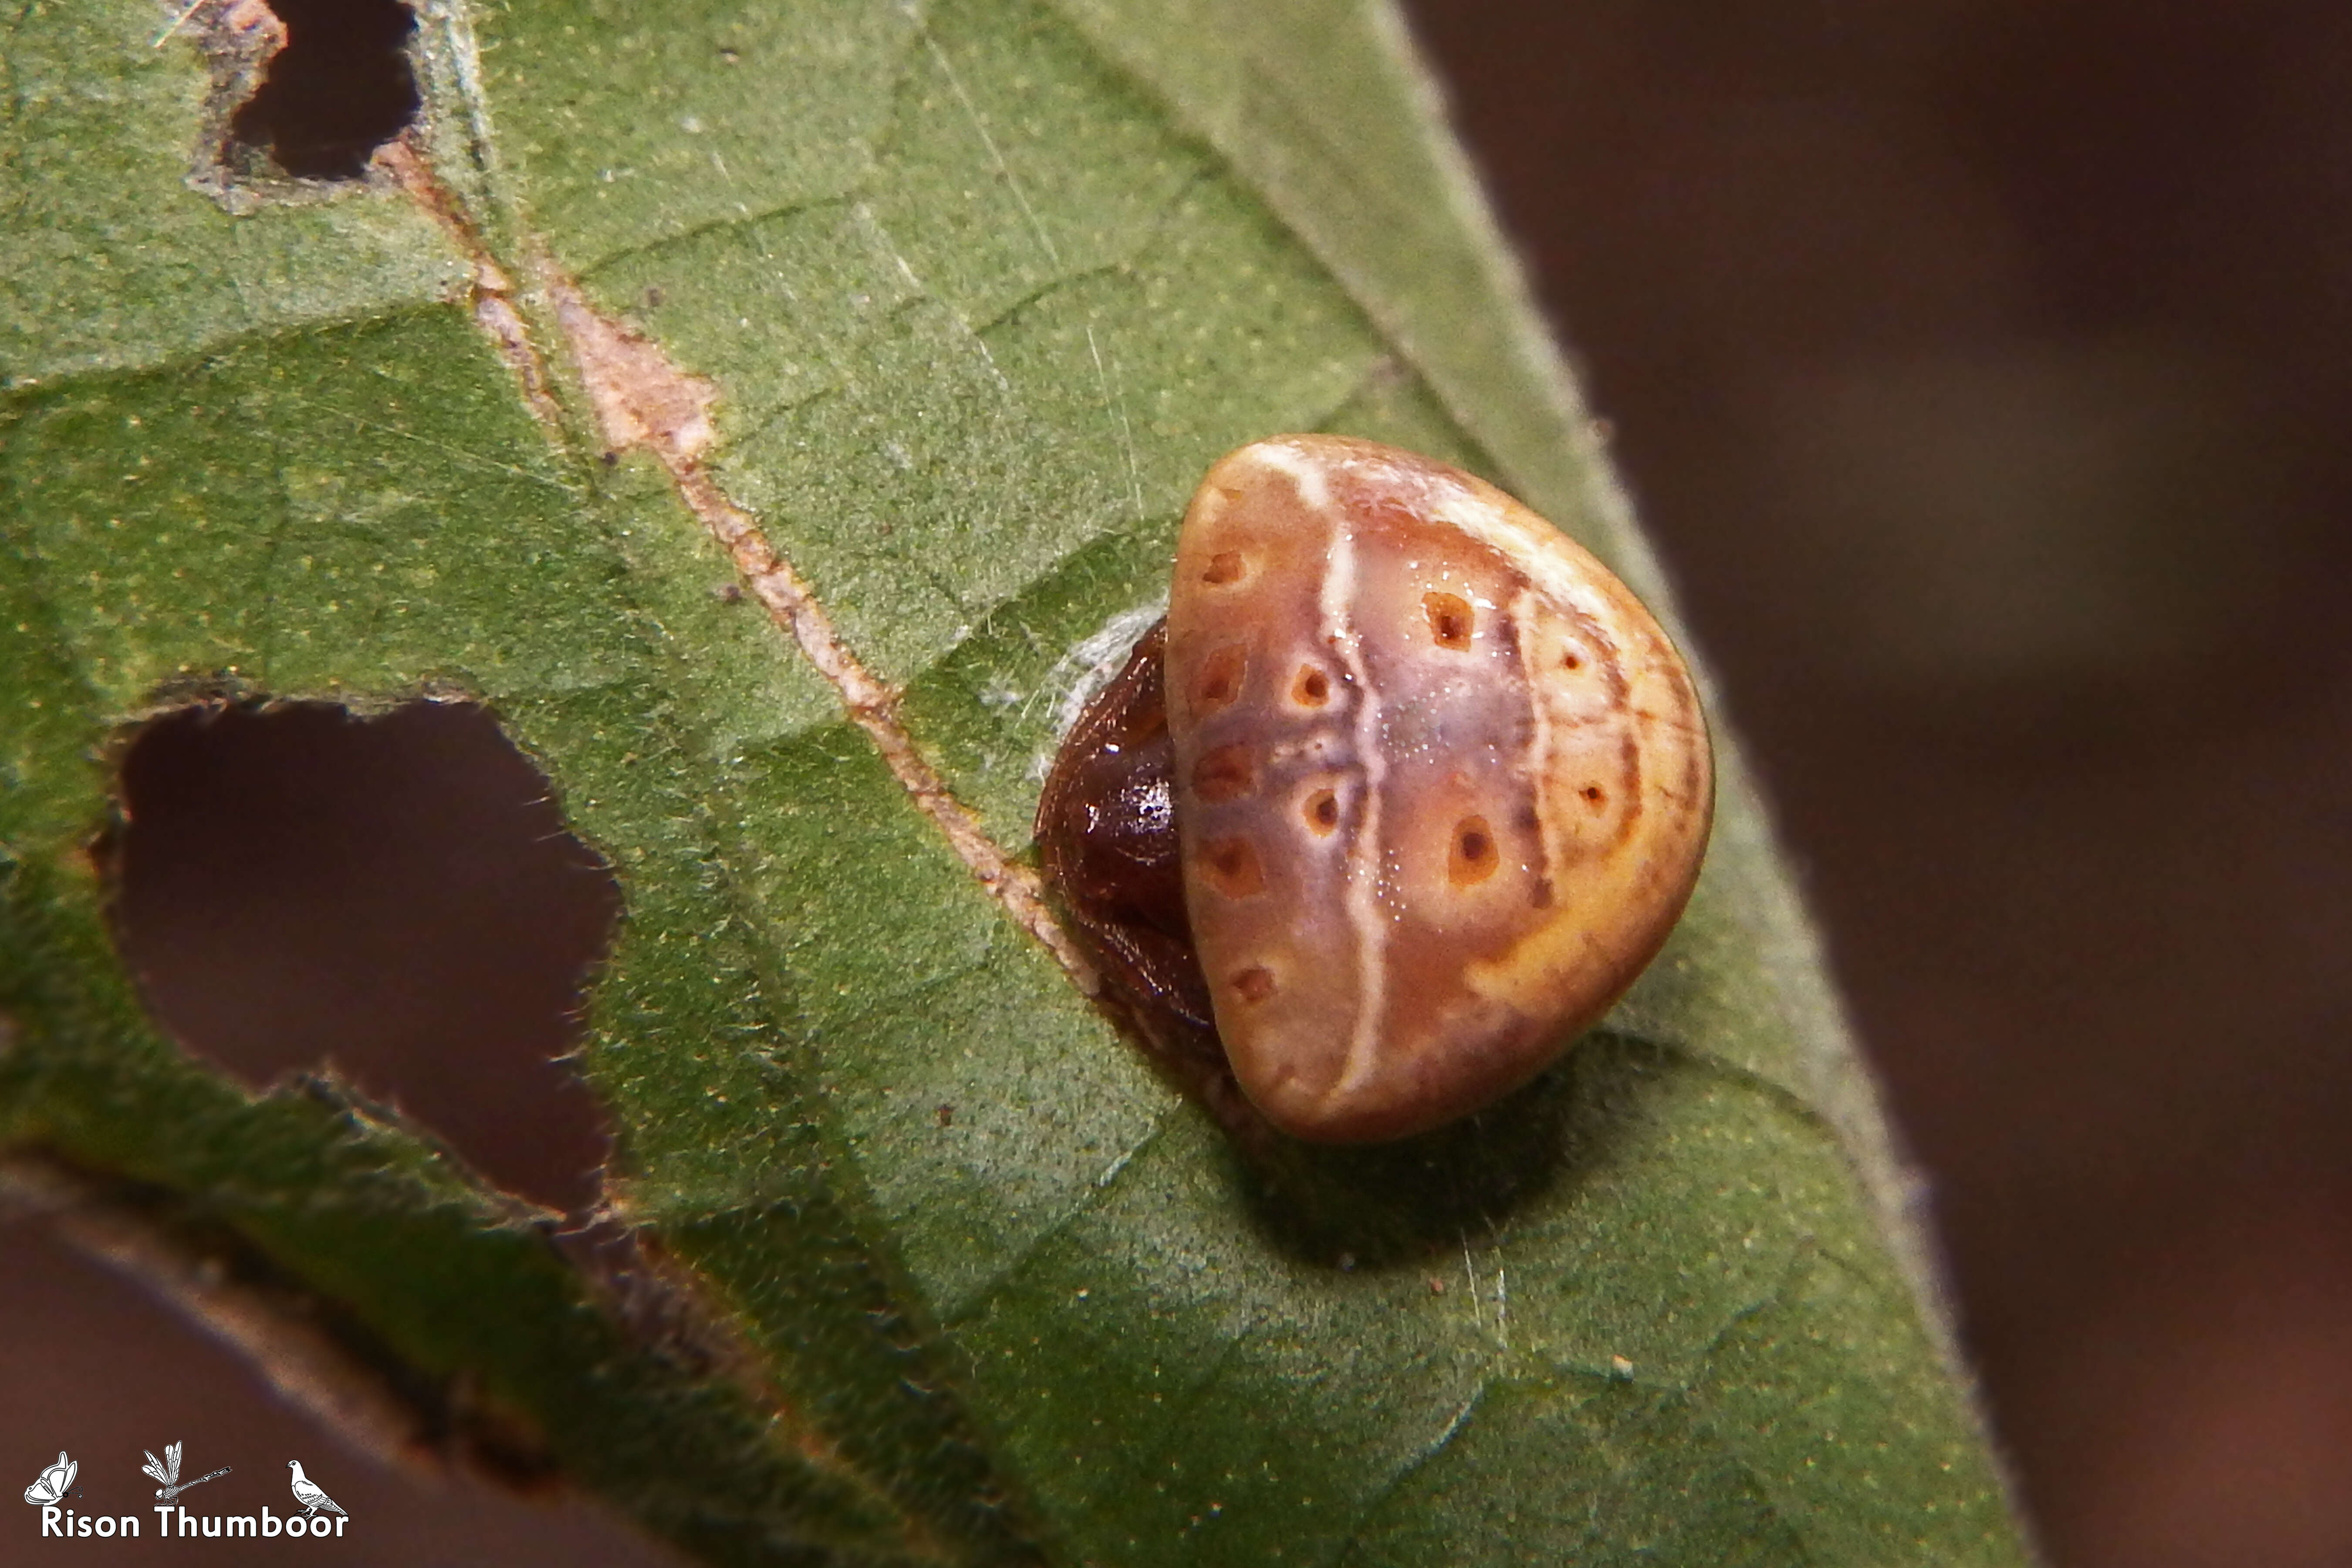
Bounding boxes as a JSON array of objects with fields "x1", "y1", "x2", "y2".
[
  {"x1": 1273, "y1": 457, "x2": 1389, "y2": 1104},
  {"x1": 1510, "y1": 582, "x2": 1562, "y2": 902},
  {"x1": 1251, "y1": 438, "x2": 1334, "y2": 511},
  {"x1": 1429, "y1": 488, "x2": 1624, "y2": 629},
  {"x1": 1251, "y1": 443, "x2": 1392, "y2": 1101}
]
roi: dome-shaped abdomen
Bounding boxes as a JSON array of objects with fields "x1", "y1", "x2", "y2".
[{"x1": 1165, "y1": 436, "x2": 1711, "y2": 1142}]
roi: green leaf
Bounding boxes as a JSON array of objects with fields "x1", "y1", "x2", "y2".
[{"x1": 0, "y1": 0, "x2": 2030, "y2": 1564}]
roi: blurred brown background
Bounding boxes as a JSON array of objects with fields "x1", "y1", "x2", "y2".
[
  {"x1": 1405, "y1": 6, "x2": 2352, "y2": 1565},
  {"x1": 6, "y1": 1, "x2": 2349, "y2": 1563}
]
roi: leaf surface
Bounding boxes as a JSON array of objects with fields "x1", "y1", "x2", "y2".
[{"x1": 0, "y1": 0, "x2": 2027, "y2": 1563}]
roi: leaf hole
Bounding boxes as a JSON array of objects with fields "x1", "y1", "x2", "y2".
[
  {"x1": 1291, "y1": 665, "x2": 1331, "y2": 707},
  {"x1": 1302, "y1": 788, "x2": 1341, "y2": 836},
  {"x1": 1580, "y1": 784, "x2": 1608, "y2": 810},
  {"x1": 221, "y1": 0, "x2": 422, "y2": 182},
  {"x1": 106, "y1": 701, "x2": 621, "y2": 1219}
]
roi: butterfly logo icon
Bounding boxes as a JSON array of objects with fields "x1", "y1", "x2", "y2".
[{"x1": 23, "y1": 1452, "x2": 76, "y2": 1507}]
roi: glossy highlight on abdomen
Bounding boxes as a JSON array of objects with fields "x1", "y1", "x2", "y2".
[{"x1": 1165, "y1": 437, "x2": 1711, "y2": 1142}]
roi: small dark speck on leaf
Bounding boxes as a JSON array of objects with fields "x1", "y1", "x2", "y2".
[
  {"x1": 935, "y1": 1104, "x2": 954, "y2": 1128},
  {"x1": 600, "y1": 450, "x2": 620, "y2": 468},
  {"x1": 711, "y1": 582, "x2": 744, "y2": 604}
]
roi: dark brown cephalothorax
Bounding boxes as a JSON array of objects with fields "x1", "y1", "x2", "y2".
[
  {"x1": 1038, "y1": 436, "x2": 1713, "y2": 1144},
  {"x1": 1034, "y1": 621, "x2": 1215, "y2": 1037}
]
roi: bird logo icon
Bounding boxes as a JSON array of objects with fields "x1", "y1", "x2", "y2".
[
  {"x1": 142, "y1": 1441, "x2": 230, "y2": 1502},
  {"x1": 22, "y1": 1452, "x2": 76, "y2": 1507},
  {"x1": 286, "y1": 1460, "x2": 348, "y2": 1519}
]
